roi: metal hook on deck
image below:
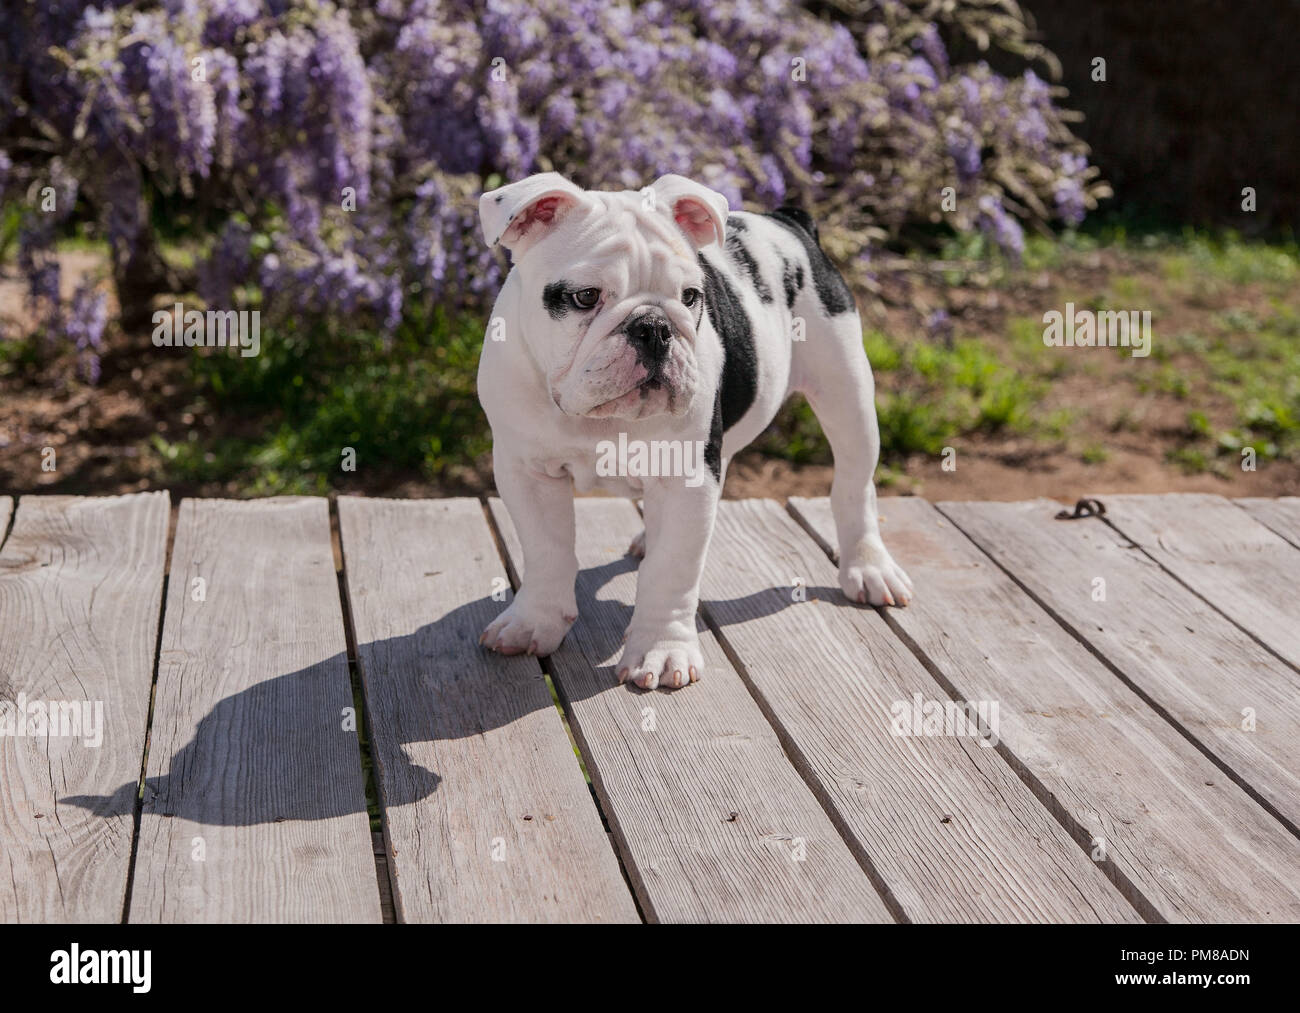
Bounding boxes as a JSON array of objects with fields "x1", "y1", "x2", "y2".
[{"x1": 1055, "y1": 497, "x2": 1107, "y2": 520}]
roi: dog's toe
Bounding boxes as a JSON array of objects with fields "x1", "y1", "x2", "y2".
[
  {"x1": 619, "y1": 629, "x2": 704, "y2": 690},
  {"x1": 481, "y1": 594, "x2": 576, "y2": 656},
  {"x1": 840, "y1": 542, "x2": 913, "y2": 608}
]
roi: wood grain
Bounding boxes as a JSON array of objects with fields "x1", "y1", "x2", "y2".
[
  {"x1": 701, "y1": 499, "x2": 1135, "y2": 923},
  {"x1": 938, "y1": 498, "x2": 1300, "y2": 832},
  {"x1": 129, "y1": 498, "x2": 380, "y2": 923},
  {"x1": 792, "y1": 495, "x2": 1300, "y2": 922},
  {"x1": 338, "y1": 496, "x2": 637, "y2": 923},
  {"x1": 1235, "y1": 496, "x2": 1300, "y2": 550},
  {"x1": 1098, "y1": 493, "x2": 1300, "y2": 670},
  {"x1": 0, "y1": 493, "x2": 167, "y2": 922},
  {"x1": 489, "y1": 496, "x2": 893, "y2": 923}
]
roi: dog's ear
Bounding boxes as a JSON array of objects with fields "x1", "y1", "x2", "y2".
[
  {"x1": 479, "y1": 173, "x2": 588, "y2": 257},
  {"x1": 650, "y1": 174, "x2": 730, "y2": 249}
]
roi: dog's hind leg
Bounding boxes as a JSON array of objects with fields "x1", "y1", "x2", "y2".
[{"x1": 792, "y1": 309, "x2": 913, "y2": 607}]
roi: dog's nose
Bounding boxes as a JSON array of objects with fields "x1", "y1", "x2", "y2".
[{"x1": 626, "y1": 310, "x2": 672, "y2": 362}]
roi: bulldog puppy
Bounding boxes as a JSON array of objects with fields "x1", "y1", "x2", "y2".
[{"x1": 476, "y1": 172, "x2": 912, "y2": 689}]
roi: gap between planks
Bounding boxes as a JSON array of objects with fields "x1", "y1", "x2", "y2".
[
  {"x1": 1234, "y1": 496, "x2": 1300, "y2": 551},
  {"x1": 329, "y1": 497, "x2": 399, "y2": 924}
]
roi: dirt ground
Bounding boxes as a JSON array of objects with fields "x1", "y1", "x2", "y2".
[
  {"x1": 2, "y1": 244, "x2": 1297, "y2": 504},
  {"x1": 723, "y1": 442, "x2": 1291, "y2": 502}
]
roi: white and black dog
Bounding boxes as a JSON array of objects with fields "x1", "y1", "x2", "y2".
[{"x1": 476, "y1": 172, "x2": 912, "y2": 689}]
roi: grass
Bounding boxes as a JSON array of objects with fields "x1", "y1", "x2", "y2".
[
  {"x1": 975, "y1": 228, "x2": 1300, "y2": 475},
  {"x1": 0, "y1": 329, "x2": 43, "y2": 377},
  {"x1": 1081, "y1": 442, "x2": 1109, "y2": 465},
  {"x1": 755, "y1": 328, "x2": 1046, "y2": 464},
  {"x1": 1169, "y1": 295, "x2": 1300, "y2": 468},
  {"x1": 1161, "y1": 234, "x2": 1299, "y2": 287},
  {"x1": 154, "y1": 305, "x2": 490, "y2": 493}
]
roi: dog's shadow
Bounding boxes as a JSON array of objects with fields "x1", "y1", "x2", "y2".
[{"x1": 61, "y1": 554, "x2": 852, "y2": 827}]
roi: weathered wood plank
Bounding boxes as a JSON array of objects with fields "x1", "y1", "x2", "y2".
[
  {"x1": 938, "y1": 498, "x2": 1300, "y2": 833},
  {"x1": 0, "y1": 493, "x2": 168, "y2": 922},
  {"x1": 1098, "y1": 493, "x2": 1300, "y2": 670},
  {"x1": 338, "y1": 497, "x2": 637, "y2": 923},
  {"x1": 792, "y1": 495, "x2": 1300, "y2": 922},
  {"x1": 0, "y1": 498, "x2": 11, "y2": 542},
  {"x1": 700, "y1": 499, "x2": 1135, "y2": 923},
  {"x1": 129, "y1": 498, "x2": 380, "y2": 923},
  {"x1": 489, "y1": 496, "x2": 893, "y2": 923},
  {"x1": 1235, "y1": 496, "x2": 1300, "y2": 551}
]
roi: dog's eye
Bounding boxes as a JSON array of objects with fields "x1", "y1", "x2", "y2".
[
  {"x1": 682, "y1": 288, "x2": 702, "y2": 308},
  {"x1": 569, "y1": 288, "x2": 601, "y2": 310}
]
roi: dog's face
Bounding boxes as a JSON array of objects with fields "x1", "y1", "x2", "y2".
[{"x1": 480, "y1": 173, "x2": 729, "y2": 420}]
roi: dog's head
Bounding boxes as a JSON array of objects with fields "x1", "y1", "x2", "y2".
[{"x1": 479, "y1": 172, "x2": 728, "y2": 420}]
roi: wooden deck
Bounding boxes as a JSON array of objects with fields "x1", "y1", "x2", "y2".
[{"x1": 1, "y1": 491, "x2": 1298, "y2": 923}]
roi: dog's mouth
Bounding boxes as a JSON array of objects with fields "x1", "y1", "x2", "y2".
[
  {"x1": 551, "y1": 332, "x2": 696, "y2": 419},
  {"x1": 584, "y1": 376, "x2": 666, "y2": 418}
]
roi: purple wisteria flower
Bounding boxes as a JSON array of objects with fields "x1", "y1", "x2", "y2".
[
  {"x1": 0, "y1": 0, "x2": 1103, "y2": 375},
  {"x1": 64, "y1": 282, "x2": 110, "y2": 384}
]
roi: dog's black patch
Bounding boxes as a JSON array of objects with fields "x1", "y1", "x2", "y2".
[
  {"x1": 764, "y1": 207, "x2": 854, "y2": 316},
  {"x1": 706, "y1": 392, "x2": 724, "y2": 482},
  {"x1": 725, "y1": 233, "x2": 773, "y2": 303},
  {"x1": 699, "y1": 253, "x2": 758, "y2": 480},
  {"x1": 769, "y1": 205, "x2": 817, "y2": 241},
  {"x1": 780, "y1": 256, "x2": 805, "y2": 310},
  {"x1": 542, "y1": 281, "x2": 570, "y2": 320}
]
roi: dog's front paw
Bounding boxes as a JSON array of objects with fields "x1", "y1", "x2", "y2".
[
  {"x1": 480, "y1": 591, "x2": 576, "y2": 657},
  {"x1": 617, "y1": 625, "x2": 703, "y2": 690},
  {"x1": 840, "y1": 541, "x2": 914, "y2": 607}
]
